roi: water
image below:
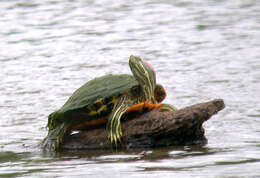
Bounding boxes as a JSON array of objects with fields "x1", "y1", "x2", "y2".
[{"x1": 0, "y1": 0, "x2": 259, "y2": 177}]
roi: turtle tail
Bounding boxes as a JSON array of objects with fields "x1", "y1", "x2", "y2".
[
  {"x1": 47, "y1": 111, "x2": 64, "y2": 130},
  {"x1": 41, "y1": 122, "x2": 70, "y2": 152}
]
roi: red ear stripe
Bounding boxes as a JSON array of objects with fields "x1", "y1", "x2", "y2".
[{"x1": 144, "y1": 61, "x2": 156, "y2": 80}]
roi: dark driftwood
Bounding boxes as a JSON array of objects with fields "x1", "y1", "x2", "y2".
[{"x1": 62, "y1": 99, "x2": 225, "y2": 150}]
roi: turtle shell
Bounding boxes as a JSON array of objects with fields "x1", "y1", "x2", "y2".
[
  {"x1": 61, "y1": 74, "x2": 138, "y2": 112},
  {"x1": 48, "y1": 74, "x2": 139, "y2": 130}
]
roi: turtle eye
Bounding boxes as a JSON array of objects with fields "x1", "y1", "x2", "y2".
[{"x1": 144, "y1": 61, "x2": 156, "y2": 82}]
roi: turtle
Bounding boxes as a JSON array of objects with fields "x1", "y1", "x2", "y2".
[{"x1": 42, "y1": 55, "x2": 177, "y2": 151}]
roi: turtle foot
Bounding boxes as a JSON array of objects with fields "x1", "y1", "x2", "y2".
[
  {"x1": 160, "y1": 103, "x2": 178, "y2": 112},
  {"x1": 41, "y1": 123, "x2": 69, "y2": 152},
  {"x1": 108, "y1": 121, "x2": 123, "y2": 146}
]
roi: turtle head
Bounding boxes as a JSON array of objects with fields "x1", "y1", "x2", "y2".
[{"x1": 129, "y1": 55, "x2": 156, "y2": 103}]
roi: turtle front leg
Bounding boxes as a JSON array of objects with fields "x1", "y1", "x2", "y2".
[
  {"x1": 107, "y1": 95, "x2": 131, "y2": 146},
  {"x1": 160, "y1": 103, "x2": 178, "y2": 112}
]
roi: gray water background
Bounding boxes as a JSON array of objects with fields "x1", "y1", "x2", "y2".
[{"x1": 0, "y1": 0, "x2": 259, "y2": 177}]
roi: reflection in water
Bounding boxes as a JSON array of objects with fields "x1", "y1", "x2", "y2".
[{"x1": 0, "y1": 0, "x2": 259, "y2": 177}]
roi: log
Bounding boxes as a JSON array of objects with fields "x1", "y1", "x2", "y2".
[{"x1": 62, "y1": 99, "x2": 225, "y2": 150}]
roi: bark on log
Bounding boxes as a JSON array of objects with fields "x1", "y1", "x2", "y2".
[{"x1": 62, "y1": 99, "x2": 225, "y2": 150}]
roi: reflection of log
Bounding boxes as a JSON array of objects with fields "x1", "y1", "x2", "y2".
[{"x1": 62, "y1": 99, "x2": 225, "y2": 150}]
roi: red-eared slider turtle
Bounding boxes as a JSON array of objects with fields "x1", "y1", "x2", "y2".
[{"x1": 42, "y1": 55, "x2": 177, "y2": 151}]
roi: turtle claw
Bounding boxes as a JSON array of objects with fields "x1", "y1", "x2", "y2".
[
  {"x1": 108, "y1": 120, "x2": 122, "y2": 146},
  {"x1": 107, "y1": 95, "x2": 129, "y2": 147},
  {"x1": 108, "y1": 133, "x2": 120, "y2": 147}
]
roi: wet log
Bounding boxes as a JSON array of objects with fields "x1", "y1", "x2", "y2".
[{"x1": 62, "y1": 99, "x2": 225, "y2": 150}]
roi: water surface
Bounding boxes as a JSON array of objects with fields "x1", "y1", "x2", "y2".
[{"x1": 0, "y1": 0, "x2": 259, "y2": 177}]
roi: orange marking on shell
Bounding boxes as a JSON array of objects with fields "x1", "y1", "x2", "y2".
[{"x1": 71, "y1": 117, "x2": 107, "y2": 131}]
